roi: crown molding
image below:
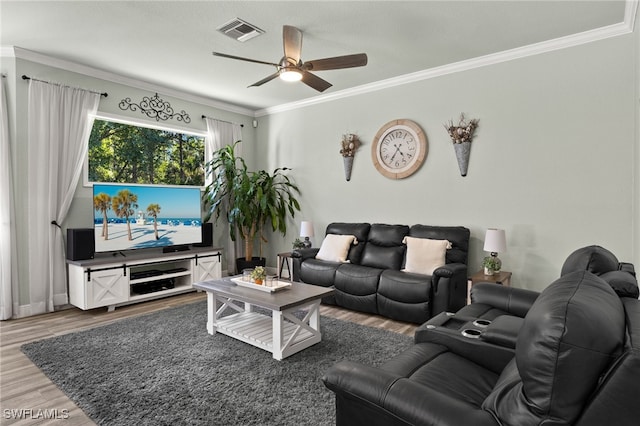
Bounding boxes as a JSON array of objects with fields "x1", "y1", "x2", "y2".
[
  {"x1": 256, "y1": 1, "x2": 637, "y2": 117},
  {"x1": 3, "y1": 46, "x2": 255, "y2": 117},
  {"x1": 2, "y1": 0, "x2": 636, "y2": 118}
]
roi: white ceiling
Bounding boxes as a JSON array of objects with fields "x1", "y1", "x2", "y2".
[{"x1": 0, "y1": 1, "x2": 632, "y2": 113}]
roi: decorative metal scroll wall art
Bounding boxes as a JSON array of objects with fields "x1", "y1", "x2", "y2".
[{"x1": 119, "y1": 93, "x2": 191, "y2": 123}]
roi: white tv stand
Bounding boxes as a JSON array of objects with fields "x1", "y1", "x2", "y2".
[{"x1": 67, "y1": 247, "x2": 222, "y2": 312}]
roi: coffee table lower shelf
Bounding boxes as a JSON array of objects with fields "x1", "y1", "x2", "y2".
[{"x1": 216, "y1": 311, "x2": 316, "y2": 354}]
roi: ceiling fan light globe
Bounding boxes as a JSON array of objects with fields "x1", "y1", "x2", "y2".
[{"x1": 279, "y1": 68, "x2": 303, "y2": 82}]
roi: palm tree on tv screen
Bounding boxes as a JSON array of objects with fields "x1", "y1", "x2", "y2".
[
  {"x1": 112, "y1": 190, "x2": 138, "y2": 241},
  {"x1": 146, "y1": 203, "x2": 161, "y2": 240},
  {"x1": 94, "y1": 193, "x2": 111, "y2": 240}
]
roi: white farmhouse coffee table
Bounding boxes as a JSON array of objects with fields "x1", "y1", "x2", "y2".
[{"x1": 193, "y1": 277, "x2": 334, "y2": 360}]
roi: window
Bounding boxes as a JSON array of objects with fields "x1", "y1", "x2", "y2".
[{"x1": 87, "y1": 115, "x2": 206, "y2": 186}]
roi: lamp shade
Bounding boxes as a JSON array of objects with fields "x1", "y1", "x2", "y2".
[
  {"x1": 483, "y1": 228, "x2": 506, "y2": 253},
  {"x1": 300, "y1": 221, "x2": 314, "y2": 238}
]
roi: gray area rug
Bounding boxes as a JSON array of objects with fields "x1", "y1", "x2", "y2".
[{"x1": 21, "y1": 300, "x2": 412, "y2": 426}]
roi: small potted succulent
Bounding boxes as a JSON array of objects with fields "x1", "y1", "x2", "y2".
[
  {"x1": 250, "y1": 266, "x2": 266, "y2": 285},
  {"x1": 292, "y1": 238, "x2": 305, "y2": 250},
  {"x1": 482, "y1": 257, "x2": 501, "y2": 276}
]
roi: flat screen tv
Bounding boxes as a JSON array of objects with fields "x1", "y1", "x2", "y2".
[{"x1": 93, "y1": 183, "x2": 202, "y2": 254}]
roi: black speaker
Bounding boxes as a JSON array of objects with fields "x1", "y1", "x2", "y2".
[
  {"x1": 67, "y1": 228, "x2": 95, "y2": 261},
  {"x1": 193, "y1": 222, "x2": 213, "y2": 247}
]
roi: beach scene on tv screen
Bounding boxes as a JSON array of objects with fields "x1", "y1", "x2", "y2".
[{"x1": 93, "y1": 184, "x2": 202, "y2": 252}]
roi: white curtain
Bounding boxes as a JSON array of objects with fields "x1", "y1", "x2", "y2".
[
  {"x1": 204, "y1": 118, "x2": 242, "y2": 274},
  {"x1": 0, "y1": 77, "x2": 17, "y2": 320},
  {"x1": 27, "y1": 80, "x2": 100, "y2": 314}
]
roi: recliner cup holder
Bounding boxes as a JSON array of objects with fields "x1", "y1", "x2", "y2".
[
  {"x1": 473, "y1": 319, "x2": 492, "y2": 328},
  {"x1": 461, "y1": 329, "x2": 482, "y2": 338}
]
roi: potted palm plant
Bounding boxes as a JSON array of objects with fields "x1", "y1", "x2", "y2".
[{"x1": 202, "y1": 141, "x2": 301, "y2": 272}]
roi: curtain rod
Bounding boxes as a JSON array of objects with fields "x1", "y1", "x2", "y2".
[
  {"x1": 201, "y1": 115, "x2": 243, "y2": 127},
  {"x1": 22, "y1": 75, "x2": 108, "y2": 97}
]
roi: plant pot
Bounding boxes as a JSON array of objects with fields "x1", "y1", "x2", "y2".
[
  {"x1": 236, "y1": 257, "x2": 266, "y2": 274},
  {"x1": 484, "y1": 267, "x2": 495, "y2": 276},
  {"x1": 254, "y1": 279, "x2": 263, "y2": 285}
]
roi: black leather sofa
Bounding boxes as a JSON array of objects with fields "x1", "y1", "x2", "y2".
[
  {"x1": 291, "y1": 223, "x2": 470, "y2": 324},
  {"x1": 322, "y1": 270, "x2": 640, "y2": 426}
]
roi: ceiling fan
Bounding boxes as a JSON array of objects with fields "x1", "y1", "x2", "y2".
[{"x1": 212, "y1": 25, "x2": 368, "y2": 92}]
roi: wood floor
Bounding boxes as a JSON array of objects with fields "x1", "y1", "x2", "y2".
[{"x1": 0, "y1": 291, "x2": 417, "y2": 425}]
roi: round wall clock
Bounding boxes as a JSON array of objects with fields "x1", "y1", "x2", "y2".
[{"x1": 371, "y1": 119, "x2": 428, "y2": 179}]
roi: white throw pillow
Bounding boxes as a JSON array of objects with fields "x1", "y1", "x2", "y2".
[
  {"x1": 315, "y1": 234, "x2": 358, "y2": 263},
  {"x1": 402, "y1": 236, "x2": 452, "y2": 275}
]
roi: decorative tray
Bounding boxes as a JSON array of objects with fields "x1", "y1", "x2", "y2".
[{"x1": 230, "y1": 277, "x2": 292, "y2": 293}]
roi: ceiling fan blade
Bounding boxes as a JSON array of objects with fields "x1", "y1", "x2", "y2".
[
  {"x1": 213, "y1": 52, "x2": 279, "y2": 67},
  {"x1": 304, "y1": 53, "x2": 368, "y2": 71},
  {"x1": 249, "y1": 72, "x2": 280, "y2": 88},
  {"x1": 301, "y1": 71, "x2": 332, "y2": 92},
  {"x1": 283, "y1": 25, "x2": 303, "y2": 64}
]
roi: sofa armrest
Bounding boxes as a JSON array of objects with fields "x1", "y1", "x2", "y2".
[
  {"x1": 323, "y1": 361, "x2": 498, "y2": 426},
  {"x1": 481, "y1": 315, "x2": 523, "y2": 349},
  {"x1": 433, "y1": 263, "x2": 466, "y2": 279},
  {"x1": 619, "y1": 262, "x2": 636, "y2": 276},
  {"x1": 291, "y1": 248, "x2": 320, "y2": 260},
  {"x1": 291, "y1": 248, "x2": 320, "y2": 282},
  {"x1": 470, "y1": 283, "x2": 539, "y2": 318},
  {"x1": 323, "y1": 361, "x2": 400, "y2": 406},
  {"x1": 414, "y1": 322, "x2": 515, "y2": 374},
  {"x1": 431, "y1": 263, "x2": 468, "y2": 316}
]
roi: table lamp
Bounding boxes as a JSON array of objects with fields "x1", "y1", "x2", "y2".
[
  {"x1": 483, "y1": 228, "x2": 506, "y2": 273},
  {"x1": 300, "y1": 221, "x2": 314, "y2": 248}
]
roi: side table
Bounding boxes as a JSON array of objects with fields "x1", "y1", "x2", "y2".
[
  {"x1": 277, "y1": 252, "x2": 293, "y2": 282},
  {"x1": 467, "y1": 270, "x2": 512, "y2": 304}
]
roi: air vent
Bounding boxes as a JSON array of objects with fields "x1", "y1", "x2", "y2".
[{"x1": 217, "y1": 18, "x2": 264, "y2": 42}]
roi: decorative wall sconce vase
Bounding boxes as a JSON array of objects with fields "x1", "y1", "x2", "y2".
[
  {"x1": 340, "y1": 133, "x2": 360, "y2": 181},
  {"x1": 444, "y1": 114, "x2": 479, "y2": 177}
]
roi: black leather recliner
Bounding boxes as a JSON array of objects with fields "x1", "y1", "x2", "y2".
[
  {"x1": 456, "y1": 244, "x2": 638, "y2": 322},
  {"x1": 427, "y1": 244, "x2": 639, "y2": 355},
  {"x1": 322, "y1": 270, "x2": 640, "y2": 426}
]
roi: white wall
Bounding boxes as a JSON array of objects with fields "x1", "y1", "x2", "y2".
[
  {"x1": 257, "y1": 32, "x2": 638, "y2": 292},
  {"x1": 634, "y1": 4, "x2": 640, "y2": 284}
]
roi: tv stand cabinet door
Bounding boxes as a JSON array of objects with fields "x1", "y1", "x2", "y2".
[
  {"x1": 84, "y1": 267, "x2": 128, "y2": 309},
  {"x1": 192, "y1": 253, "x2": 222, "y2": 283}
]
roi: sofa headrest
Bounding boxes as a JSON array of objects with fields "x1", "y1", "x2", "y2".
[
  {"x1": 325, "y1": 223, "x2": 371, "y2": 264},
  {"x1": 514, "y1": 271, "x2": 625, "y2": 423},
  {"x1": 357, "y1": 224, "x2": 409, "y2": 270},
  {"x1": 409, "y1": 225, "x2": 470, "y2": 265},
  {"x1": 368, "y1": 224, "x2": 409, "y2": 247},
  {"x1": 561, "y1": 245, "x2": 619, "y2": 276}
]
